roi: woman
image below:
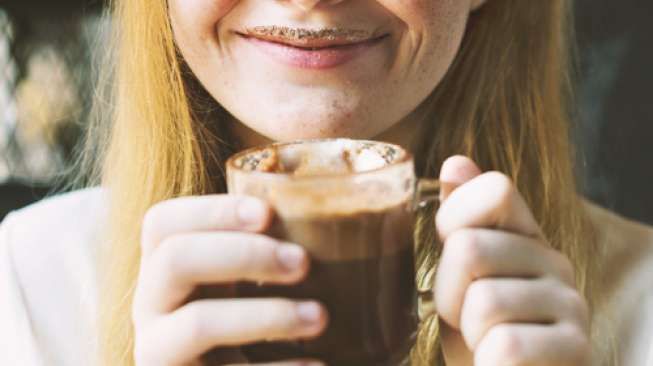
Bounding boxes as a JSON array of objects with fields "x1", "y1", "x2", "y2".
[{"x1": 1, "y1": 0, "x2": 651, "y2": 365}]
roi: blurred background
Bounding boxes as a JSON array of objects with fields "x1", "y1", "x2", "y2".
[{"x1": 0, "y1": 0, "x2": 652, "y2": 224}]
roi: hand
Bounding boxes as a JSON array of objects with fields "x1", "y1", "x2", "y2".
[
  {"x1": 132, "y1": 195, "x2": 327, "y2": 366},
  {"x1": 434, "y1": 156, "x2": 591, "y2": 366}
]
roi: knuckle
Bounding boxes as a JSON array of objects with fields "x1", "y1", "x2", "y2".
[
  {"x1": 485, "y1": 171, "x2": 515, "y2": 209},
  {"x1": 179, "y1": 302, "x2": 209, "y2": 343},
  {"x1": 485, "y1": 171, "x2": 513, "y2": 191},
  {"x1": 560, "y1": 323, "x2": 591, "y2": 365},
  {"x1": 563, "y1": 315, "x2": 590, "y2": 340},
  {"x1": 208, "y1": 196, "x2": 238, "y2": 225},
  {"x1": 240, "y1": 236, "x2": 278, "y2": 272},
  {"x1": 556, "y1": 254, "x2": 576, "y2": 285},
  {"x1": 487, "y1": 326, "x2": 524, "y2": 365},
  {"x1": 562, "y1": 287, "x2": 586, "y2": 315},
  {"x1": 250, "y1": 235, "x2": 279, "y2": 256},
  {"x1": 562, "y1": 322, "x2": 588, "y2": 344},
  {"x1": 552, "y1": 282, "x2": 589, "y2": 327},
  {"x1": 134, "y1": 324, "x2": 167, "y2": 365},
  {"x1": 462, "y1": 280, "x2": 502, "y2": 350},
  {"x1": 467, "y1": 280, "x2": 502, "y2": 320},
  {"x1": 143, "y1": 201, "x2": 166, "y2": 225},
  {"x1": 152, "y1": 236, "x2": 185, "y2": 279},
  {"x1": 141, "y1": 202, "x2": 168, "y2": 246},
  {"x1": 258, "y1": 299, "x2": 297, "y2": 336},
  {"x1": 446, "y1": 230, "x2": 485, "y2": 273},
  {"x1": 434, "y1": 206, "x2": 449, "y2": 235}
]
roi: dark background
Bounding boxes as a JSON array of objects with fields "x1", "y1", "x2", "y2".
[{"x1": 1, "y1": 0, "x2": 652, "y2": 223}]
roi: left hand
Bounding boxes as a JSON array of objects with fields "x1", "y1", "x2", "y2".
[{"x1": 434, "y1": 156, "x2": 591, "y2": 366}]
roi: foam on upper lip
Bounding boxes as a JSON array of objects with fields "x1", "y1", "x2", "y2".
[{"x1": 242, "y1": 26, "x2": 375, "y2": 48}]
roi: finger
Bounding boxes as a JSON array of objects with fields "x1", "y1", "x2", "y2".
[
  {"x1": 460, "y1": 278, "x2": 590, "y2": 350},
  {"x1": 137, "y1": 299, "x2": 328, "y2": 365},
  {"x1": 439, "y1": 155, "x2": 483, "y2": 201},
  {"x1": 435, "y1": 228, "x2": 575, "y2": 328},
  {"x1": 224, "y1": 361, "x2": 325, "y2": 366},
  {"x1": 474, "y1": 323, "x2": 591, "y2": 366},
  {"x1": 436, "y1": 171, "x2": 542, "y2": 240},
  {"x1": 134, "y1": 233, "x2": 309, "y2": 316},
  {"x1": 141, "y1": 195, "x2": 273, "y2": 257}
]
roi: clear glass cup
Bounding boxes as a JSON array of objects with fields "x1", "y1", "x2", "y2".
[{"x1": 226, "y1": 138, "x2": 440, "y2": 366}]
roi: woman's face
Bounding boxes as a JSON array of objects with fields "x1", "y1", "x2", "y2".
[{"x1": 170, "y1": 0, "x2": 484, "y2": 142}]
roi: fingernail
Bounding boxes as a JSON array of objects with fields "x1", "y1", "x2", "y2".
[
  {"x1": 296, "y1": 301, "x2": 322, "y2": 324},
  {"x1": 277, "y1": 244, "x2": 305, "y2": 271},
  {"x1": 237, "y1": 198, "x2": 266, "y2": 225}
]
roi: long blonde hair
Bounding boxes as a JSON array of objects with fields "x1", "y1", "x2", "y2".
[{"x1": 73, "y1": 0, "x2": 606, "y2": 364}]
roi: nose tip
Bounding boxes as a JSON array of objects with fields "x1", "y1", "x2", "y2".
[{"x1": 287, "y1": 0, "x2": 346, "y2": 12}]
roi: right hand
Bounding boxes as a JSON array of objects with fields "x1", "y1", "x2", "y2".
[{"x1": 132, "y1": 195, "x2": 328, "y2": 366}]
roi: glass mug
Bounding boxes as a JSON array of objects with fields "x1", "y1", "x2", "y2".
[{"x1": 226, "y1": 139, "x2": 440, "y2": 366}]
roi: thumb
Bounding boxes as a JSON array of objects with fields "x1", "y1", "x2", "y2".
[{"x1": 439, "y1": 155, "x2": 483, "y2": 201}]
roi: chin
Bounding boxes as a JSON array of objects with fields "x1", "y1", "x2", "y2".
[
  {"x1": 246, "y1": 111, "x2": 375, "y2": 142},
  {"x1": 260, "y1": 125, "x2": 366, "y2": 142},
  {"x1": 271, "y1": 130, "x2": 362, "y2": 142}
]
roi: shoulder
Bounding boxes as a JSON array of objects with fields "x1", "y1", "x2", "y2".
[
  {"x1": 583, "y1": 200, "x2": 653, "y2": 366},
  {"x1": 583, "y1": 200, "x2": 653, "y2": 278},
  {"x1": 2, "y1": 186, "x2": 110, "y2": 274},
  {"x1": 2, "y1": 185, "x2": 109, "y2": 271},
  {"x1": 583, "y1": 200, "x2": 653, "y2": 303},
  {"x1": 584, "y1": 200, "x2": 653, "y2": 243},
  {"x1": 4, "y1": 186, "x2": 108, "y2": 238},
  {"x1": 0, "y1": 187, "x2": 108, "y2": 365}
]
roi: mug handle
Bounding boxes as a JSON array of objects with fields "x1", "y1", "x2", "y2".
[{"x1": 412, "y1": 178, "x2": 441, "y2": 211}]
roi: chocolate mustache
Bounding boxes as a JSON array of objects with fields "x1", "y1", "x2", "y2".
[{"x1": 244, "y1": 25, "x2": 371, "y2": 42}]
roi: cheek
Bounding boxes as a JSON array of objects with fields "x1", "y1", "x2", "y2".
[
  {"x1": 169, "y1": 0, "x2": 237, "y2": 47},
  {"x1": 378, "y1": 0, "x2": 468, "y2": 28},
  {"x1": 380, "y1": 0, "x2": 471, "y2": 73}
]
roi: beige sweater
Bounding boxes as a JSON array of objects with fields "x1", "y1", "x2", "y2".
[{"x1": 0, "y1": 187, "x2": 651, "y2": 365}]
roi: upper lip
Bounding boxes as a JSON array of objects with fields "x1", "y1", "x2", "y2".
[{"x1": 239, "y1": 26, "x2": 383, "y2": 49}]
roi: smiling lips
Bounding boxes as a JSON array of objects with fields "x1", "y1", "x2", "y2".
[{"x1": 238, "y1": 26, "x2": 387, "y2": 69}]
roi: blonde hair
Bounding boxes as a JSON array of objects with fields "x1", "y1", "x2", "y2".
[{"x1": 72, "y1": 0, "x2": 608, "y2": 364}]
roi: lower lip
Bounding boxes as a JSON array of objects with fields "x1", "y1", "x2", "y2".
[{"x1": 242, "y1": 35, "x2": 385, "y2": 70}]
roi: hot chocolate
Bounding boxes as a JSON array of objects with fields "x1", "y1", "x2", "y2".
[{"x1": 227, "y1": 139, "x2": 418, "y2": 365}]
